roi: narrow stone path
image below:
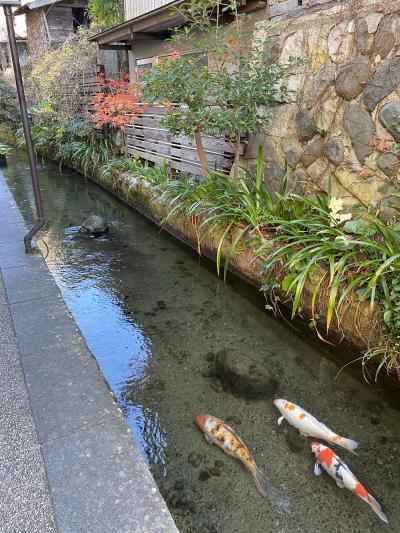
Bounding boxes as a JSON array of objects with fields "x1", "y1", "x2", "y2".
[{"x1": 0, "y1": 171, "x2": 178, "y2": 532}]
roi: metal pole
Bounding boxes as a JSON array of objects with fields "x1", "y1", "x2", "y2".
[{"x1": 3, "y1": 5, "x2": 45, "y2": 253}]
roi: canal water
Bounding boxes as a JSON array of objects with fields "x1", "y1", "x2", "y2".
[{"x1": 3, "y1": 151, "x2": 400, "y2": 532}]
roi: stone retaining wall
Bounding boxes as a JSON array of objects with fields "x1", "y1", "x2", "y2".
[{"x1": 247, "y1": 0, "x2": 400, "y2": 217}]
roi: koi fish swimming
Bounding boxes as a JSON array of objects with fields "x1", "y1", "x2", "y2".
[
  {"x1": 311, "y1": 442, "x2": 388, "y2": 523},
  {"x1": 274, "y1": 399, "x2": 358, "y2": 453},
  {"x1": 195, "y1": 414, "x2": 269, "y2": 498}
]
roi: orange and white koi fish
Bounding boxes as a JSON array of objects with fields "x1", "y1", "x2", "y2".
[
  {"x1": 195, "y1": 414, "x2": 269, "y2": 498},
  {"x1": 274, "y1": 399, "x2": 358, "y2": 453},
  {"x1": 311, "y1": 442, "x2": 388, "y2": 523}
]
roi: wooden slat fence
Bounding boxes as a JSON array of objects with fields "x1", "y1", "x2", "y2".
[
  {"x1": 58, "y1": 69, "x2": 101, "y2": 116},
  {"x1": 126, "y1": 104, "x2": 244, "y2": 176}
]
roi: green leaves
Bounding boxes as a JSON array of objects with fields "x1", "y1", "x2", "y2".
[
  {"x1": 343, "y1": 219, "x2": 376, "y2": 237},
  {"x1": 141, "y1": 1, "x2": 300, "y2": 162},
  {"x1": 257, "y1": 190, "x2": 400, "y2": 376},
  {"x1": 281, "y1": 273, "x2": 297, "y2": 292},
  {"x1": 0, "y1": 143, "x2": 11, "y2": 156},
  {"x1": 87, "y1": 0, "x2": 123, "y2": 28},
  {"x1": 0, "y1": 74, "x2": 20, "y2": 130}
]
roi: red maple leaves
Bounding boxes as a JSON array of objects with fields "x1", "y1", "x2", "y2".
[{"x1": 90, "y1": 73, "x2": 141, "y2": 130}]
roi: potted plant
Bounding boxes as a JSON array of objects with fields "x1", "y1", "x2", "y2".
[{"x1": 0, "y1": 143, "x2": 11, "y2": 168}]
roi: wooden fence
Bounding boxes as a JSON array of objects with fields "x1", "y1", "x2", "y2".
[{"x1": 125, "y1": 104, "x2": 244, "y2": 176}]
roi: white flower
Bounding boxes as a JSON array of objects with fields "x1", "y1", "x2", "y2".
[
  {"x1": 337, "y1": 212, "x2": 352, "y2": 224},
  {"x1": 329, "y1": 196, "x2": 352, "y2": 226},
  {"x1": 329, "y1": 197, "x2": 344, "y2": 216}
]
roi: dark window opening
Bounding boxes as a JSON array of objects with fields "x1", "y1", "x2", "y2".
[
  {"x1": 298, "y1": 0, "x2": 303, "y2": 5},
  {"x1": 72, "y1": 8, "x2": 88, "y2": 31}
]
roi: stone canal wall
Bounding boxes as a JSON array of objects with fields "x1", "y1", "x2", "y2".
[
  {"x1": 84, "y1": 171, "x2": 379, "y2": 358},
  {"x1": 246, "y1": 0, "x2": 400, "y2": 217}
]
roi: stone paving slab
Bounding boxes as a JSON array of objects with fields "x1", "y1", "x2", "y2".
[
  {"x1": 0, "y1": 240, "x2": 43, "y2": 269},
  {"x1": 10, "y1": 294, "x2": 87, "y2": 356},
  {"x1": 22, "y1": 346, "x2": 120, "y2": 442},
  {"x1": 2, "y1": 261, "x2": 59, "y2": 304},
  {"x1": 0, "y1": 276, "x2": 41, "y2": 461},
  {"x1": 44, "y1": 418, "x2": 175, "y2": 533},
  {"x1": 0, "y1": 169, "x2": 178, "y2": 532},
  {"x1": 0, "y1": 221, "x2": 27, "y2": 244}
]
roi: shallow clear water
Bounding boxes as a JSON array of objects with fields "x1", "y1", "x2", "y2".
[{"x1": 3, "y1": 151, "x2": 400, "y2": 532}]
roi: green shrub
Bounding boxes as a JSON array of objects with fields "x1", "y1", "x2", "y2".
[
  {"x1": 0, "y1": 73, "x2": 20, "y2": 130},
  {"x1": 141, "y1": 0, "x2": 301, "y2": 175},
  {"x1": 87, "y1": 0, "x2": 123, "y2": 28},
  {"x1": 17, "y1": 118, "x2": 114, "y2": 174}
]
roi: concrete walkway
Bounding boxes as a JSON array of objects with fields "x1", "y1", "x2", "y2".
[{"x1": 0, "y1": 171, "x2": 178, "y2": 533}]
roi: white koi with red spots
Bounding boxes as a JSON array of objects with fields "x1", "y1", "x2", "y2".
[
  {"x1": 195, "y1": 414, "x2": 269, "y2": 498},
  {"x1": 274, "y1": 399, "x2": 358, "y2": 453},
  {"x1": 311, "y1": 442, "x2": 388, "y2": 523}
]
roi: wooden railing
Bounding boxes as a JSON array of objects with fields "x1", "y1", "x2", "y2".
[{"x1": 125, "y1": 104, "x2": 244, "y2": 176}]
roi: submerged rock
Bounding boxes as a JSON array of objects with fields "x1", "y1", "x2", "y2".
[
  {"x1": 210, "y1": 377, "x2": 224, "y2": 393},
  {"x1": 285, "y1": 426, "x2": 306, "y2": 453},
  {"x1": 188, "y1": 452, "x2": 202, "y2": 468},
  {"x1": 208, "y1": 466, "x2": 222, "y2": 477},
  {"x1": 215, "y1": 348, "x2": 277, "y2": 399},
  {"x1": 81, "y1": 215, "x2": 109, "y2": 235},
  {"x1": 198, "y1": 470, "x2": 211, "y2": 481}
]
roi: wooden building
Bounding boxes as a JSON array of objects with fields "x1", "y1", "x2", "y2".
[{"x1": 14, "y1": 0, "x2": 89, "y2": 63}]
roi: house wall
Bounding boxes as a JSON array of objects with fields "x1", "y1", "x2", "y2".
[
  {"x1": 124, "y1": 0, "x2": 176, "y2": 21},
  {"x1": 26, "y1": 7, "x2": 74, "y2": 62},
  {"x1": 26, "y1": 8, "x2": 48, "y2": 61}
]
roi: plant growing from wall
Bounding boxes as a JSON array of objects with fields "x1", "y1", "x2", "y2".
[{"x1": 141, "y1": 0, "x2": 300, "y2": 177}]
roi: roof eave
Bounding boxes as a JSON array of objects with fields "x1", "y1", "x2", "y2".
[
  {"x1": 14, "y1": 0, "x2": 87, "y2": 16},
  {"x1": 89, "y1": 0, "x2": 184, "y2": 46}
]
